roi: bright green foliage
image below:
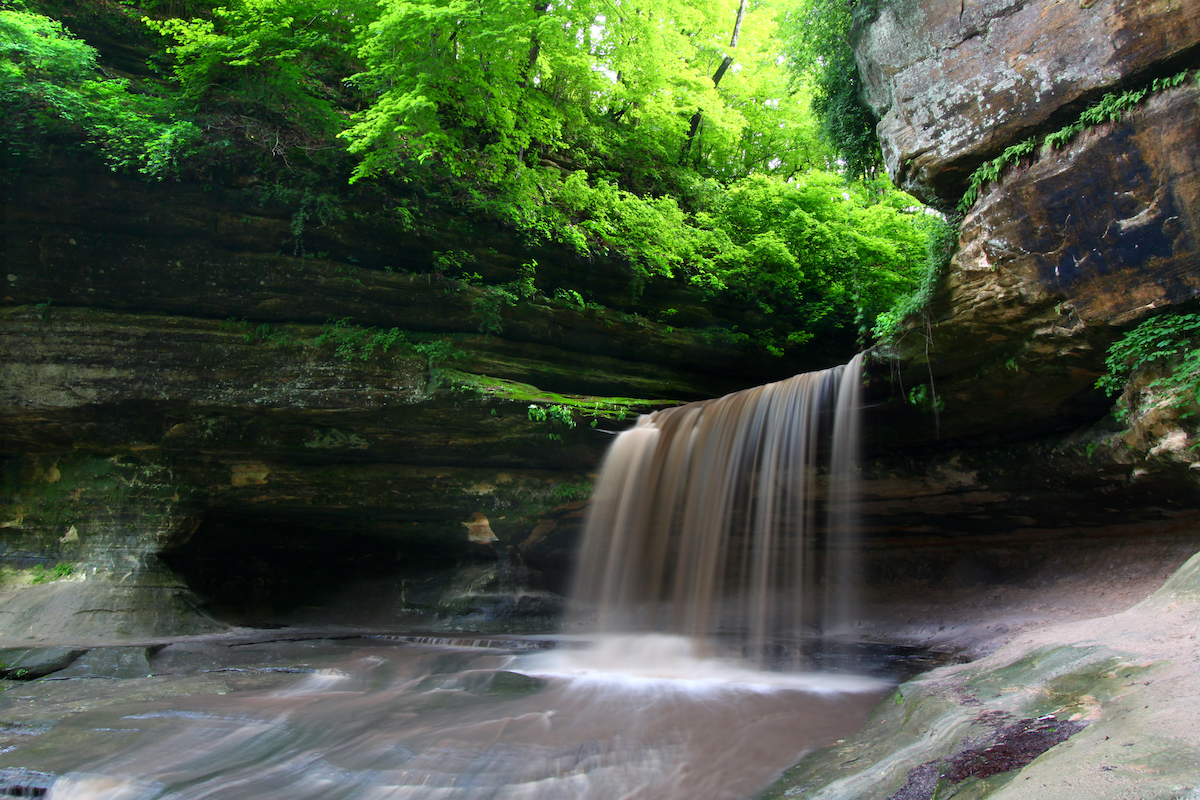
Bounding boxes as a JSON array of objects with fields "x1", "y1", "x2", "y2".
[
  {"x1": 6, "y1": 0, "x2": 947, "y2": 355},
  {"x1": 525, "y1": 173, "x2": 697, "y2": 279},
  {"x1": 871, "y1": 209, "x2": 956, "y2": 340},
  {"x1": 528, "y1": 403, "x2": 576, "y2": 440},
  {"x1": 959, "y1": 70, "x2": 1192, "y2": 212},
  {"x1": 0, "y1": 9, "x2": 95, "y2": 83},
  {"x1": 144, "y1": 0, "x2": 375, "y2": 149},
  {"x1": 958, "y1": 137, "x2": 1037, "y2": 212},
  {"x1": 315, "y1": 318, "x2": 404, "y2": 362},
  {"x1": 348, "y1": 0, "x2": 732, "y2": 184},
  {"x1": 0, "y1": 9, "x2": 201, "y2": 176},
  {"x1": 693, "y1": 173, "x2": 935, "y2": 339},
  {"x1": 496, "y1": 169, "x2": 939, "y2": 346},
  {"x1": 1097, "y1": 312, "x2": 1200, "y2": 418},
  {"x1": 777, "y1": 0, "x2": 882, "y2": 179},
  {"x1": 470, "y1": 260, "x2": 539, "y2": 334},
  {"x1": 342, "y1": 0, "x2": 828, "y2": 196}
]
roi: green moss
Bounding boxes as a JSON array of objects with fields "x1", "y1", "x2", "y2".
[{"x1": 443, "y1": 370, "x2": 676, "y2": 419}]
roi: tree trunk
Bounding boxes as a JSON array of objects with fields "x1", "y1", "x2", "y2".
[{"x1": 682, "y1": 0, "x2": 748, "y2": 162}]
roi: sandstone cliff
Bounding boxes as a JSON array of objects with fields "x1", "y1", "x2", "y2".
[
  {"x1": 859, "y1": 0, "x2": 1200, "y2": 460},
  {"x1": 0, "y1": 154, "x2": 825, "y2": 638}
]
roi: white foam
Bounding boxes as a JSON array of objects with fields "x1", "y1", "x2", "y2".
[
  {"x1": 514, "y1": 634, "x2": 888, "y2": 695},
  {"x1": 275, "y1": 667, "x2": 351, "y2": 696},
  {"x1": 47, "y1": 774, "x2": 161, "y2": 800}
]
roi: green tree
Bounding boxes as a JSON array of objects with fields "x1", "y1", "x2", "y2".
[
  {"x1": 341, "y1": 0, "x2": 807, "y2": 192},
  {"x1": 778, "y1": 0, "x2": 881, "y2": 178},
  {"x1": 145, "y1": 0, "x2": 377, "y2": 158},
  {"x1": 0, "y1": 8, "x2": 201, "y2": 177}
]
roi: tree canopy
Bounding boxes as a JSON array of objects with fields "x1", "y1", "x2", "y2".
[{"x1": 1, "y1": 0, "x2": 945, "y2": 354}]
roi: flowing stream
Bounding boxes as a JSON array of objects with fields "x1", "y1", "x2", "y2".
[{"x1": 20, "y1": 356, "x2": 894, "y2": 800}]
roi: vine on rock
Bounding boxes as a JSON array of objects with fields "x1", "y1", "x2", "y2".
[{"x1": 958, "y1": 69, "x2": 1193, "y2": 212}]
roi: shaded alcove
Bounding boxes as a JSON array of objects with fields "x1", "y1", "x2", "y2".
[
  {"x1": 160, "y1": 508, "x2": 478, "y2": 627},
  {"x1": 161, "y1": 507, "x2": 566, "y2": 630}
]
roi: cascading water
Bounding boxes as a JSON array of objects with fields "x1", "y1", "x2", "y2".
[
  {"x1": 570, "y1": 353, "x2": 864, "y2": 665},
  {"x1": 33, "y1": 357, "x2": 887, "y2": 800}
]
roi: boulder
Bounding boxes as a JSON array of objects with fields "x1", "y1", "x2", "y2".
[
  {"x1": 47, "y1": 647, "x2": 157, "y2": 680},
  {"x1": 761, "y1": 550, "x2": 1200, "y2": 799},
  {"x1": 0, "y1": 647, "x2": 87, "y2": 680},
  {"x1": 855, "y1": 0, "x2": 1200, "y2": 205},
  {"x1": 875, "y1": 82, "x2": 1200, "y2": 443}
]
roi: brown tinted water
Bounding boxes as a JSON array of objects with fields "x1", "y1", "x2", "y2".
[
  {"x1": 15, "y1": 357, "x2": 883, "y2": 799},
  {"x1": 571, "y1": 355, "x2": 863, "y2": 665},
  {"x1": 9, "y1": 636, "x2": 888, "y2": 800}
]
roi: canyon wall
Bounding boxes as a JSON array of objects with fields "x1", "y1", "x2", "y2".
[
  {"x1": 838, "y1": 0, "x2": 1200, "y2": 638},
  {"x1": 3, "y1": 0, "x2": 1200, "y2": 642},
  {"x1": 860, "y1": 0, "x2": 1200, "y2": 456},
  {"x1": 0, "y1": 157, "x2": 809, "y2": 638}
]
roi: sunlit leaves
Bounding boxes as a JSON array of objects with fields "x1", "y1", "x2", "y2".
[
  {"x1": 776, "y1": 0, "x2": 881, "y2": 178},
  {"x1": 342, "y1": 0, "x2": 814, "y2": 190},
  {"x1": 146, "y1": 0, "x2": 376, "y2": 136},
  {"x1": 0, "y1": 10, "x2": 96, "y2": 84},
  {"x1": 0, "y1": 9, "x2": 201, "y2": 178}
]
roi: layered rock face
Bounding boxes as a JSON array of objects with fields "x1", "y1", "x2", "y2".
[
  {"x1": 0, "y1": 158, "x2": 809, "y2": 639},
  {"x1": 844, "y1": 0, "x2": 1200, "y2": 655},
  {"x1": 858, "y1": 0, "x2": 1200, "y2": 204},
  {"x1": 858, "y1": 0, "x2": 1200, "y2": 444}
]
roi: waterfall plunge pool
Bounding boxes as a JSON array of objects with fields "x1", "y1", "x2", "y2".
[{"x1": 0, "y1": 633, "x2": 956, "y2": 800}]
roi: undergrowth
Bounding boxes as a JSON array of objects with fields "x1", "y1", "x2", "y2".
[
  {"x1": 1097, "y1": 311, "x2": 1200, "y2": 421},
  {"x1": 470, "y1": 260, "x2": 538, "y2": 335},
  {"x1": 0, "y1": 9, "x2": 204, "y2": 177},
  {"x1": 871, "y1": 211, "x2": 958, "y2": 341},
  {"x1": 314, "y1": 318, "x2": 404, "y2": 362},
  {"x1": 527, "y1": 403, "x2": 577, "y2": 441},
  {"x1": 30, "y1": 562, "x2": 73, "y2": 584}
]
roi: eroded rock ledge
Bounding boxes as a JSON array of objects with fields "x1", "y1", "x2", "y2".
[
  {"x1": 2, "y1": 155, "x2": 803, "y2": 639},
  {"x1": 857, "y1": 0, "x2": 1200, "y2": 205}
]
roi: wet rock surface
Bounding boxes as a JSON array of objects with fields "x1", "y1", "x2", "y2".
[
  {"x1": 884, "y1": 714, "x2": 1088, "y2": 800},
  {"x1": 0, "y1": 649, "x2": 87, "y2": 681},
  {"x1": 761, "y1": 551, "x2": 1200, "y2": 799},
  {"x1": 0, "y1": 633, "x2": 888, "y2": 800}
]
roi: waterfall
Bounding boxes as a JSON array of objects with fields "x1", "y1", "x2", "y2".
[{"x1": 570, "y1": 354, "x2": 864, "y2": 665}]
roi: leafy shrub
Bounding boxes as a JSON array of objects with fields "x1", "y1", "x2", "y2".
[
  {"x1": 872, "y1": 211, "x2": 957, "y2": 340},
  {"x1": 144, "y1": 0, "x2": 376, "y2": 155},
  {"x1": 470, "y1": 260, "x2": 539, "y2": 334},
  {"x1": 0, "y1": 9, "x2": 201, "y2": 177},
  {"x1": 29, "y1": 562, "x2": 72, "y2": 584},
  {"x1": 315, "y1": 318, "x2": 404, "y2": 362},
  {"x1": 528, "y1": 403, "x2": 576, "y2": 440},
  {"x1": 1097, "y1": 312, "x2": 1200, "y2": 419},
  {"x1": 412, "y1": 339, "x2": 462, "y2": 371}
]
